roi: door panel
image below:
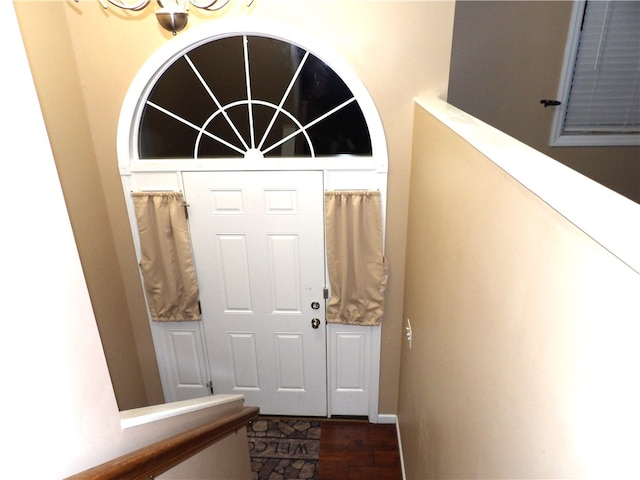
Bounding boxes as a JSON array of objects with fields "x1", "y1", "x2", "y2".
[
  {"x1": 330, "y1": 327, "x2": 371, "y2": 416},
  {"x1": 229, "y1": 333, "x2": 260, "y2": 388},
  {"x1": 269, "y1": 235, "x2": 301, "y2": 312},
  {"x1": 150, "y1": 322, "x2": 211, "y2": 403},
  {"x1": 183, "y1": 170, "x2": 326, "y2": 416},
  {"x1": 218, "y1": 234, "x2": 252, "y2": 311},
  {"x1": 274, "y1": 333, "x2": 305, "y2": 390}
]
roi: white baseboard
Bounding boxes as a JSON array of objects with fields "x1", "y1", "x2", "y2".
[
  {"x1": 395, "y1": 416, "x2": 407, "y2": 480},
  {"x1": 376, "y1": 413, "x2": 396, "y2": 424},
  {"x1": 377, "y1": 414, "x2": 406, "y2": 480}
]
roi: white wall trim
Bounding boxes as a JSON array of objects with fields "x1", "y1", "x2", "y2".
[
  {"x1": 368, "y1": 326, "x2": 382, "y2": 423},
  {"x1": 382, "y1": 414, "x2": 407, "y2": 480},
  {"x1": 120, "y1": 394, "x2": 244, "y2": 429},
  {"x1": 397, "y1": 416, "x2": 407, "y2": 480},
  {"x1": 376, "y1": 414, "x2": 396, "y2": 425},
  {"x1": 549, "y1": 0, "x2": 584, "y2": 147},
  {"x1": 416, "y1": 97, "x2": 640, "y2": 275}
]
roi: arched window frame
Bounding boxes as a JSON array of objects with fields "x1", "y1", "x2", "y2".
[{"x1": 117, "y1": 18, "x2": 388, "y2": 175}]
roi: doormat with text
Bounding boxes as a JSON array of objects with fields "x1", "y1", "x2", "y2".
[{"x1": 247, "y1": 416, "x2": 321, "y2": 480}]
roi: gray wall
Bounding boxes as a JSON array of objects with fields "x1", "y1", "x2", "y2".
[{"x1": 448, "y1": 1, "x2": 640, "y2": 203}]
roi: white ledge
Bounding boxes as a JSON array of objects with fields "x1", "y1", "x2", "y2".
[
  {"x1": 415, "y1": 97, "x2": 640, "y2": 275},
  {"x1": 120, "y1": 394, "x2": 245, "y2": 429}
]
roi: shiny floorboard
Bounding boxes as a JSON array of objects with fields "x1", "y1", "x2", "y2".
[{"x1": 318, "y1": 418, "x2": 403, "y2": 480}]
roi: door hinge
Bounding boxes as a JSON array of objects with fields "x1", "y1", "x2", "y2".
[
  {"x1": 182, "y1": 202, "x2": 190, "y2": 219},
  {"x1": 323, "y1": 287, "x2": 329, "y2": 299},
  {"x1": 206, "y1": 381, "x2": 214, "y2": 395},
  {"x1": 198, "y1": 300, "x2": 202, "y2": 315}
]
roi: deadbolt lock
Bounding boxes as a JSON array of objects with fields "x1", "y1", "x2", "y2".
[{"x1": 311, "y1": 301, "x2": 320, "y2": 310}]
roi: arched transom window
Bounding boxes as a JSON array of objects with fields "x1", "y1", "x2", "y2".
[{"x1": 138, "y1": 35, "x2": 372, "y2": 160}]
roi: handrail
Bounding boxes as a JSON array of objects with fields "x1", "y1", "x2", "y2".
[{"x1": 66, "y1": 405, "x2": 260, "y2": 480}]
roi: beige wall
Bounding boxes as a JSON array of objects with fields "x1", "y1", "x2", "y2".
[
  {"x1": 448, "y1": 0, "x2": 640, "y2": 203},
  {"x1": 14, "y1": 0, "x2": 455, "y2": 414},
  {"x1": 15, "y1": 0, "x2": 164, "y2": 410},
  {"x1": 4, "y1": 4, "x2": 252, "y2": 477},
  {"x1": 398, "y1": 102, "x2": 640, "y2": 478}
]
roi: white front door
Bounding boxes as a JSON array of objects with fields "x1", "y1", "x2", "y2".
[{"x1": 182, "y1": 170, "x2": 327, "y2": 416}]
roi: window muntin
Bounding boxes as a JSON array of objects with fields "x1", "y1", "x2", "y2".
[{"x1": 138, "y1": 35, "x2": 372, "y2": 159}]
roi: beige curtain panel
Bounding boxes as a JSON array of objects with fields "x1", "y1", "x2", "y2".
[
  {"x1": 325, "y1": 191, "x2": 387, "y2": 326},
  {"x1": 132, "y1": 192, "x2": 201, "y2": 322}
]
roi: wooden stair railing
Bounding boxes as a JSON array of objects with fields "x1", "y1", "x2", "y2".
[{"x1": 66, "y1": 405, "x2": 260, "y2": 480}]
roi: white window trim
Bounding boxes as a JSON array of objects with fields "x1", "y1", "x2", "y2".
[
  {"x1": 550, "y1": 0, "x2": 640, "y2": 147},
  {"x1": 117, "y1": 17, "x2": 388, "y2": 174}
]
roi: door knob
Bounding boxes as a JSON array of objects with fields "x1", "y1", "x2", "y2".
[{"x1": 311, "y1": 318, "x2": 321, "y2": 329}]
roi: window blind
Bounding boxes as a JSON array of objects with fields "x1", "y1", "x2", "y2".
[{"x1": 561, "y1": 0, "x2": 640, "y2": 139}]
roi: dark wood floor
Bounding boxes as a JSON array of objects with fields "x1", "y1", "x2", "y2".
[{"x1": 318, "y1": 418, "x2": 403, "y2": 480}]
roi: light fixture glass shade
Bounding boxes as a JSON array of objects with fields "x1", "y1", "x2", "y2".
[
  {"x1": 156, "y1": 8, "x2": 188, "y2": 35},
  {"x1": 76, "y1": 0, "x2": 256, "y2": 35}
]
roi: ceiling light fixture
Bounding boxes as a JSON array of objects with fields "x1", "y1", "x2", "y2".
[{"x1": 75, "y1": 0, "x2": 255, "y2": 35}]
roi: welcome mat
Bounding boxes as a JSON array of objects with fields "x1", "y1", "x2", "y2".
[{"x1": 247, "y1": 416, "x2": 321, "y2": 480}]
